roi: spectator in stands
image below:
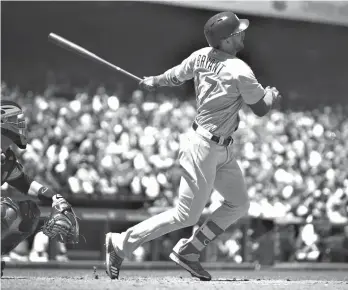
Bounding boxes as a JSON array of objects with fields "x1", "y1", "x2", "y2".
[{"x1": 1, "y1": 81, "x2": 348, "y2": 262}]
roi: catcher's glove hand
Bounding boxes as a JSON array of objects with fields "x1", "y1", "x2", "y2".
[{"x1": 42, "y1": 194, "x2": 79, "y2": 244}]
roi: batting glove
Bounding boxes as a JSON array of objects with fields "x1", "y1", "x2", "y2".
[
  {"x1": 139, "y1": 76, "x2": 159, "y2": 92},
  {"x1": 266, "y1": 86, "x2": 281, "y2": 100}
]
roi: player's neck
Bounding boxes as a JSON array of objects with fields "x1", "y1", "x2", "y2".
[{"x1": 216, "y1": 47, "x2": 237, "y2": 56}]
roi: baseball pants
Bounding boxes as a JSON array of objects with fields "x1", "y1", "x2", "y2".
[{"x1": 113, "y1": 127, "x2": 250, "y2": 258}]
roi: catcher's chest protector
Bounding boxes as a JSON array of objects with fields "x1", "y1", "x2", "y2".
[{"x1": 1, "y1": 148, "x2": 17, "y2": 185}]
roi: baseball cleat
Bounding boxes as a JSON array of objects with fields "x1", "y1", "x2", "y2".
[
  {"x1": 169, "y1": 239, "x2": 212, "y2": 281},
  {"x1": 105, "y1": 233, "x2": 124, "y2": 280}
]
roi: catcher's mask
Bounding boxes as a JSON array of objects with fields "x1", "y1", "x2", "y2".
[{"x1": 1, "y1": 100, "x2": 28, "y2": 149}]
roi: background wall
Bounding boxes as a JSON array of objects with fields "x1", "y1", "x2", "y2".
[{"x1": 2, "y1": 1, "x2": 348, "y2": 107}]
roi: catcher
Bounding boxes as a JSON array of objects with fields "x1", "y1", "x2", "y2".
[{"x1": 1, "y1": 100, "x2": 79, "y2": 277}]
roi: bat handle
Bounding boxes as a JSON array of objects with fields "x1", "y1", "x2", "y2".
[{"x1": 101, "y1": 61, "x2": 142, "y2": 82}]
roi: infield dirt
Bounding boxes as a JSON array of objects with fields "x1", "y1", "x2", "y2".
[{"x1": 1, "y1": 268, "x2": 347, "y2": 290}]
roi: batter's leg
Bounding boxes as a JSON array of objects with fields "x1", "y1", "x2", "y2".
[
  {"x1": 209, "y1": 154, "x2": 249, "y2": 230},
  {"x1": 171, "y1": 150, "x2": 249, "y2": 280},
  {"x1": 106, "y1": 131, "x2": 216, "y2": 279}
]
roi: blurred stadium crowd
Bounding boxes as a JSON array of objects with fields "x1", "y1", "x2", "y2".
[{"x1": 1, "y1": 81, "x2": 348, "y2": 263}]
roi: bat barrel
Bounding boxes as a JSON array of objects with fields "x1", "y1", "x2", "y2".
[
  {"x1": 48, "y1": 33, "x2": 142, "y2": 82},
  {"x1": 48, "y1": 33, "x2": 97, "y2": 59}
]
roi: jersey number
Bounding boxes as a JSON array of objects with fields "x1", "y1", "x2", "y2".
[
  {"x1": 195, "y1": 72, "x2": 223, "y2": 107},
  {"x1": 201, "y1": 77, "x2": 218, "y2": 106}
]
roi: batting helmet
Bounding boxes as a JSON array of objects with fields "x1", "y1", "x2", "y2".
[
  {"x1": 1, "y1": 100, "x2": 27, "y2": 149},
  {"x1": 204, "y1": 12, "x2": 249, "y2": 48}
]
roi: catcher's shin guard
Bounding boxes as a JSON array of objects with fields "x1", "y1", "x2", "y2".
[{"x1": 1, "y1": 198, "x2": 40, "y2": 255}]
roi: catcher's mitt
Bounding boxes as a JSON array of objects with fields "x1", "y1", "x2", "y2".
[{"x1": 42, "y1": 195, "x2": 79, "y2": 244}]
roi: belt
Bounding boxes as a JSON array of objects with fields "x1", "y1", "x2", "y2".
[{"x1": 192, "y1": 122, "x2": 233, "y2": 146}]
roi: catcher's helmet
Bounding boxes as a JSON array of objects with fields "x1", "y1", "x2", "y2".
[
  {"x1": 204, "y1": 12, "x2": 249, "y2": 48},
  {"x1": 1, "y1": 100, "x2": 27, "y2": 149}
]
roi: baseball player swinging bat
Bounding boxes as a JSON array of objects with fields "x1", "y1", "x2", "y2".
[
  {"x1": 105, "y1": 11, "x2": 281, "y2": 282},
  {"x1": 48, "y1": 33, "x2": 142, "y2": 82}
]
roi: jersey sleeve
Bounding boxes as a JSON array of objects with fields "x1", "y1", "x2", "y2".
[
  {"x1": 236, "y1": 62, "x2": 265, "y2": 105},
  {"x1": 160, "y1": 51, "x2": 197, "y2": 86}
]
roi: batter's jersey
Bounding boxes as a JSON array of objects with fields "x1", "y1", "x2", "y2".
[{"x1": 161, "y1": 47, "x2": 266, "y2": 137}]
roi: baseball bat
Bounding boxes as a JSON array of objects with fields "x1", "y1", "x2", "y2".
[{"x1": 48, "y1": 33, "x2": 142, "y2": 82}]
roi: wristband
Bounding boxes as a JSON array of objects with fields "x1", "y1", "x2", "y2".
[{"x1": 38, "y1": 186, "x2": 56, "y2": 202}]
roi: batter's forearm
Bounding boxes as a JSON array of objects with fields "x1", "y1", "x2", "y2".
[
  {"x1": 154, "y1": 67, "x2": 185, "y2": 87},
  {"x1": 262, "y1": 90, "x2": 276, "y2": 111},
  {"x1": 248, "y1": 90, "x2": 278, "y2": 117},
  {"x1": 153, "y1": 74, "x2": 170, "y2": 86},
  {"x1": 256, "y1": 90, "x2": 278, "y2": 116}
]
